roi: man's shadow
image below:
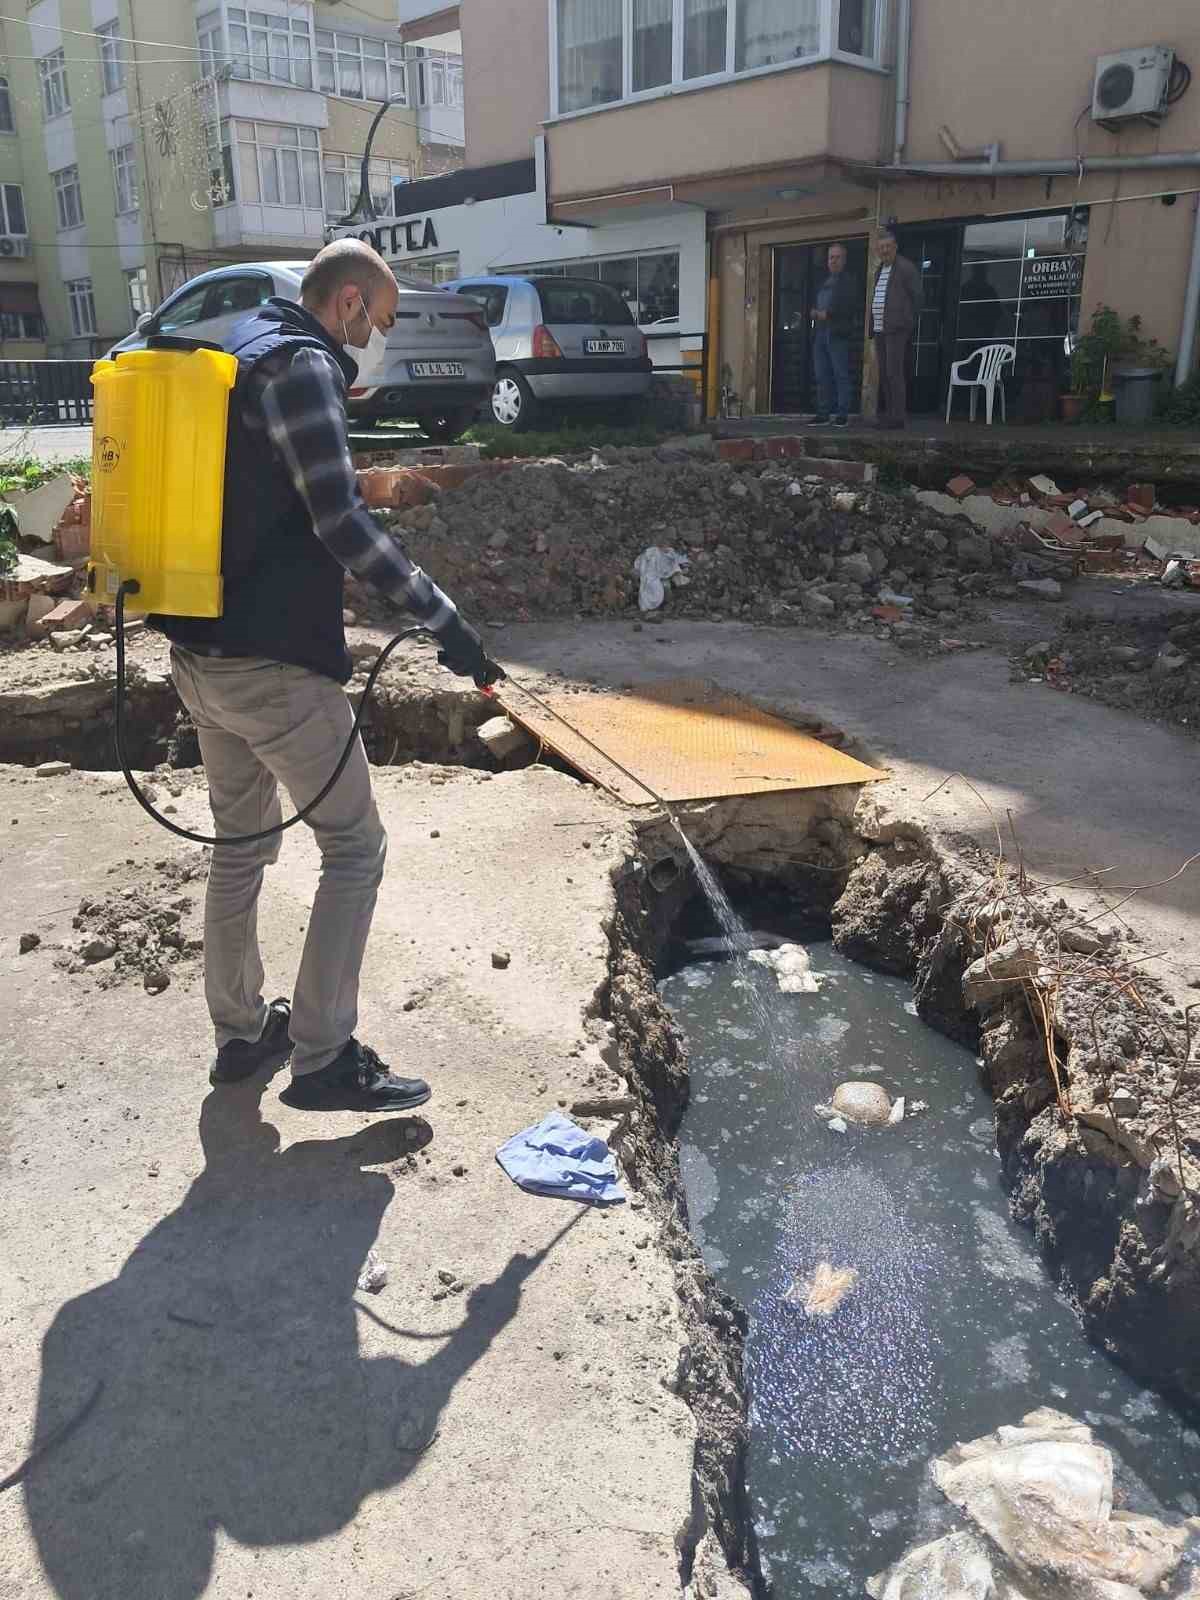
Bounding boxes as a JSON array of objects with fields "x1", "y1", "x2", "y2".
[{"x1": 22, "y1": 1083, "x2": 563, "y2": 1600}]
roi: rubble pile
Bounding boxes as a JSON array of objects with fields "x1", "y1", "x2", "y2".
[
  {"x1": 56, "y1": 851, "x2": 208, "y2": 991},
  {"x1": 379, "y1": 454, "x2": 1025, "y2": 639},
  {"x1": 1017, "y1": 612, "x2": 1200, "y2": 732}
]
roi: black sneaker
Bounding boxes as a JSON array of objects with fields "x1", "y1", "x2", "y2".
[
  {"x1": 211, "y1": 998, "x2": 293, "y2": 1085},
  {"x1": 831, "y1": 415, "x2": 849, "y2": 428},
  {"x1": 280, "y1": 1039, "x2": 431, "y2": 1113},
  {"x1": 809, "y1": 413, "x2": 831, "y2": 425}
]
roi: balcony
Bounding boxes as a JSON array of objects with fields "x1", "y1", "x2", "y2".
[{"x1": 545, "y1": 0, "x2": 889, "y2": 214}]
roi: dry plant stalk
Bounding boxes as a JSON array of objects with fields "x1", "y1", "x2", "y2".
[{"x1": 785, "y1": 1263, "x2": 860, "y2": 1317}]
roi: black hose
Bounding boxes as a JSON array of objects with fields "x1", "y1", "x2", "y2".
[{"x1": 114, "y1": 581, "x2": 429, "y2": 847}]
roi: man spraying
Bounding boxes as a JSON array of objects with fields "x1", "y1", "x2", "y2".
[{"x1": 155, "y1": 239, "x2": 500, "y2": 1114}]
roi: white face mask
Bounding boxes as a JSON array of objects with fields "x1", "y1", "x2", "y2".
[{"x1": 342, "y1": 294, "x2": 388, "y2": 385}]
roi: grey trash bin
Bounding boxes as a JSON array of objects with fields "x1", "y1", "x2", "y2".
[{"x1": 1111, "y1": 365, "x2": 1162, "y2": 425}]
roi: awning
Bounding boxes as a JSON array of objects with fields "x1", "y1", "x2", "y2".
[{"x1": 0, "y1": 282, "x2": 42, "y2": 315}]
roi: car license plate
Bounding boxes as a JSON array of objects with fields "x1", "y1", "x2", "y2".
[
  {"x1": 585, "y1": 338, "x2": 625, "y2": 354},
  {"x1": 409, "y1": 360, "x2": 466, "y2": 378}
]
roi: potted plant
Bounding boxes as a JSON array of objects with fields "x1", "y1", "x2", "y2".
[{"x1": 1061, "y1": 305, "x2": 1171, "y2": 424}]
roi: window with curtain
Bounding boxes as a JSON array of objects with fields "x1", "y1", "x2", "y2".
[
  {"x1": 558, "y1": 0, "x2": 622, "y2": 112},
  {"x1": 684, "y1": 0, "x2": 727, "y2": 78},
  {"x1": 633, "y1": 0, "x2": 672, "y2": 92},
  {"x1": 736, "y1": 0, "x2": 821, "y2": 69}
]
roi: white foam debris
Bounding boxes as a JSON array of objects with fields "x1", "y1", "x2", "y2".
[{"x1": 748, "y1": 942, "x2": 821, "y2": 993}]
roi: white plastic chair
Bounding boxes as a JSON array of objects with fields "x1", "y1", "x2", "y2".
[{"x1": 945, "y1": 343, "x2": 1016, "y2": 424}]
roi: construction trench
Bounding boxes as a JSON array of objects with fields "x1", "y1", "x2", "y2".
[{"x1": 3, "y1": 452, "x2": 1200, "y2": 1598}]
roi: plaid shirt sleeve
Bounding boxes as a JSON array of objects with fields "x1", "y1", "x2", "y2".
[{"x1": 252, "y1": 345, "x2": 459, "y2": 634}]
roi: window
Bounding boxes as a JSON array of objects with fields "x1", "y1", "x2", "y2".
[
  {"x1": 38, "y1": 48, "x2": 70, "y2": 120},
  {"x1": 323, "y1": 152, "x2": 411, "y2": 219},
  {"x1": 416, "y1": 51, "x2": 464, "y2": 108},
  {"x1": 205, "y1": 274, "x2": 272, "y2": 316},
  {"x1": 0, "y1": 283, "x2": 45, "y2": 341},
  {"x1": 394, "y1": 253, "x2": 459, "y2": 285},
  {"x1": 534, "y1": 278, "x2": 636, "y2": 325},
  {"x1": 228, "y1": 7, "x2": 313, "y2": 88},
  {"x1": 197, "y1": 9, "x2": 226, "y2": 76},
  {"x1": 456, "y1": 284, "x2": 509, "y2": 327},
  {"x1": 555, "y1": 0, "x2": 877, "y2": 110},
  {"x1": 514, "y1": 250, "x2": 680, "y2": 324},
  {"x1": 557, "y1": 0, "x2": 622, "y2": 111},
  {"x1": 316, "y1": 31, "x2": 408, "y2": 102},
  {"x1": 685, "y1": 0, "x2": 727, "y2": 79},
  {"x1": 67, "y1": 278, "x2": 97, "y2": 338},
  {"x1": 956, "y1": 210, "x2": 1088, "y2": 387},
  {"x1": 0, "y1": 183, "x2": 26, "y2": 236},
  {"x1": 157, "y1": 282, "x2": 212, "y2": 333},
  {"x1": 837, "y1": 0, "x2": 877, "y2": 56},
  {"x1": 111, "y1": 144, "x2": 139, "y2": 214},
  {"x1": 736, "y1": 0, "x2": 820, "y2": 70},
  {"x1": 52, "y1": 166, "x2": 84, "y2": 230},
  {"x1": 0, "y1": 75, "x2": 14, "y2": 133},
  {"x1": 229, "y1": 121, "x2": 323, "y2": 209},
  {"x1": 97, "y1": 20, "x2": 124, "y2": 94},
  {"x1": 125, "y1": 266, "x2": 151, "y2": 323}
]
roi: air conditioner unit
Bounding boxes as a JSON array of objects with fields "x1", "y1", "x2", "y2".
[
  {"x1": 0, "y1": 235, "x2": 31, "y2": 259},
  {"x1": 1092, "y1": 45, "x2": 1174, "y2": 128}
]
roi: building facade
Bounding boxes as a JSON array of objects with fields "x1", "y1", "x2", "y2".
[
  {"x1": 435, "y1": 0, "x2": 1200, "y2": 419},
  {"x1": 0, "y1": 0, "x2": 464, "y2": 359}
]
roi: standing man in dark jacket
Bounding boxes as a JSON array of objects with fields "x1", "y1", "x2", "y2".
[
  {"x1": 870, "y1": 229, "x2": 922, "y2": 429},
  {"x1": 811, "y1": 242, "x2": 857, "y2": 427},
  {"x1": 159, "y1": 239, "x2": 500, "y2": 1115}
]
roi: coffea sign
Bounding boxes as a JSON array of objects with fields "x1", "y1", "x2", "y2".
[{"x1": 350, "y1": 217, "x2": 439, "y2": 257}]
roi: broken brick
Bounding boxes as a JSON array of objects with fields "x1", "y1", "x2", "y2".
[
  {"x1": 872, "y1": 604, "x2": 905, "y2": 623},
  {"x1": 946, "y1": 475, "x2": 976, "y2": 500},
  {"x1": 755, "y1": 435, "x2": 805, "y2": 461},
  {"x1": 1127, "y1": 482, "x2": 1156, "y2": 513},
  {"x1": 1122, "y1": 503, "x2": 1148, "y2": 522},
  {"x1": 716, "y1": 438, "x2": 756, "y2": 463},
  {"x1": 36, "y1": 597, "x2": 90, "y2": 634}
]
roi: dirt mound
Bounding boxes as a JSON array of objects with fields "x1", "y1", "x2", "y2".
[
  {"x1": 57, "y1": 850, "x2": 209, "y2": 991},
  {"x1": 1017, "y1": 610, "x2": 1200, "y2": 733},
  {"x1": 380, "y1": 455, "x2": 1022, "y2": 637}
]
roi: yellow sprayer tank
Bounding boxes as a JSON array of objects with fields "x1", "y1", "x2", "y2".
[{"x1": 88, "y1": 340, "x2": 238, "y2": 617}]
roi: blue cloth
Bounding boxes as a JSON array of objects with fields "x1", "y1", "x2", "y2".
[
  {"x1": 813, "y1": 325, "x2": 853, "y2": 417},
  {"x1": 496, "y1": 1112, "x2": 627, "y2": 1206}
]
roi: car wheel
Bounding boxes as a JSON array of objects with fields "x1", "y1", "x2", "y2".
[
  {"x1": 491, "y1": 372, "x2": 539, "y2": 432},
  {"x1": 418, "y1": 408, "x2": 474, "y2": 443}
]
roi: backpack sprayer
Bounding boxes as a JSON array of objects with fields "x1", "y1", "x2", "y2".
[{"x1": 83, "y1": 337, "x2": 674, "y2": 846}]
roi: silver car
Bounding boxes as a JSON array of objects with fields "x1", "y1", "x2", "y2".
[
  {"x1": 446, "y1": 274, "x2": 653, "y2": 431},
  {"x1": 104, "y1": 261, "x2": 494, "y2": 441}
]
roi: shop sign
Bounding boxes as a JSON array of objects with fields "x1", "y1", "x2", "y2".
[
  {"x1": 1021, "y1": 253, "x2": 1084, "y2": 298},
  {"x1": 351, "y1": 217, "x2": 440, "y2": 257}
]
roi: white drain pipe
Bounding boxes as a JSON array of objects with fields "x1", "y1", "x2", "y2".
[
  {"x1": 1176, "y1": 199, "x2": 1200, "y2": 386},
  {"x1": 892, "y1": 0, "x2": 912, "y2": 166}
]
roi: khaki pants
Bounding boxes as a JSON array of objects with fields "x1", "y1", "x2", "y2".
[
  {"x1": 171, "y1": 648, "x2": 387, "y2": 1077},
  {"x1": 873, "y1": 330, "x2": 911, "y2": 424}
]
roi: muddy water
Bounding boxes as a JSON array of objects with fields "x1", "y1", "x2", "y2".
[{"x1": 661, "y1": 943, "x2": 1200, "y2": 1597}]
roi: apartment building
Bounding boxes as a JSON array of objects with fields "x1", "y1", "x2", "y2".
[
  {"x1": 393, "y1": 0, "x2": 1200, "y2": 419},
  {"x1": 0, "y1": 0, "x2": 464, "y2": 359}
]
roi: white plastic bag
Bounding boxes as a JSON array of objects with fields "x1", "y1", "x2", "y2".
[{"x1": 633, "y1": 546, "x2": 689, "y2": 612}]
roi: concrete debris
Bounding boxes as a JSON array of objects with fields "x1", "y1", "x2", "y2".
[
  {"x1": 18, "y1": 932, "x2": 39, "y2": 953},
  {"x1": 1059, "y1": 925, "x2": 1104, "y2": 955},
  {"x1": 962, "y1": 941, "x2": 1039, "y2": 1007},
  {"x1": 475, "y1": 714, "x2": 535, "y2": 766},
  {"x1": 143, "y1": 968, "x2": 170, "y2": 994},
  {"x1": 831, "y1": 1081, "x2": 895, "y2": 1125},
  {"x1": 784, "y1": 1262, "x2": 860, "y2": 1316},
  {"x1": 747, "y1": 942, "x2": 820, "y2": 993},
  {"x1": 1027, "y1": 475, "x2": 1060, "y2": 498},
  {"x1": 356, "y1": 1249, "x2": 389, "y2": 1294},
  {"x1": 1017, "y1": 578, "x2": 1063, "y2": 601},
  {"x1": 49, "y1": 629, "x2": 86, "y2": 651},
  {"x1": 887, "y1": 1095, "x2": 906, "y2": 1124},
  {"x1": 81, "y1": 937, "x2": 117, "y2": 965},
  {"x1": 36, "y1": 760, "x2": 71, "y2": 777},
  {"x1": 59, "y1": 861, "x2": 206, "y2": 990},
  {"x1": 491, "y1": 949, "x2": 512, "y2": 970},
  {"x1": 872, "y1": 1409, "x2": 1198, "y2": 1600}
]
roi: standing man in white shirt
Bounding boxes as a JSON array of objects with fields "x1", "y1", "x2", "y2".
[{"x1": 870, "y1": 229, "x2": 921, "y2": 429}]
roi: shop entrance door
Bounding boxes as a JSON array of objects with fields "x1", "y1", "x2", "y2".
[
  {"x1": 894, "y1": 226, "x2": 959, "y2": 414},
  {"x1": 770, "y1": 240, "x2": 867, "y2": 414}
]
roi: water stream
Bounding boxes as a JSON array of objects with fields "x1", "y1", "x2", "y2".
[{"x1": 660, "y1": 909, "x2": 1200, "y2": 1597}]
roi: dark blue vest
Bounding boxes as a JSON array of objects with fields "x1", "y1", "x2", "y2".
[{"x1": 155, "y1": 301, "x2": 356, "y2": 684}]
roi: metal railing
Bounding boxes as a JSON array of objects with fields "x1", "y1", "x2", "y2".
[
  {"x1": 0, "y1": 361, "x2": 94, "y2": 427},
  {"x1": 645, "y1": 329, "x2": 705, "y2": 378}
]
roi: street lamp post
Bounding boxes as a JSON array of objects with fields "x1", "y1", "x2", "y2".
[{"x1": 332, "y1": 92, "x2": 407, "y2": 230}]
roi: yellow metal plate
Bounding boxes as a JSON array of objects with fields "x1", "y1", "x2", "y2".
[{"x1": 498, "y1": 678, "x2": 886, "y2": 806}]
